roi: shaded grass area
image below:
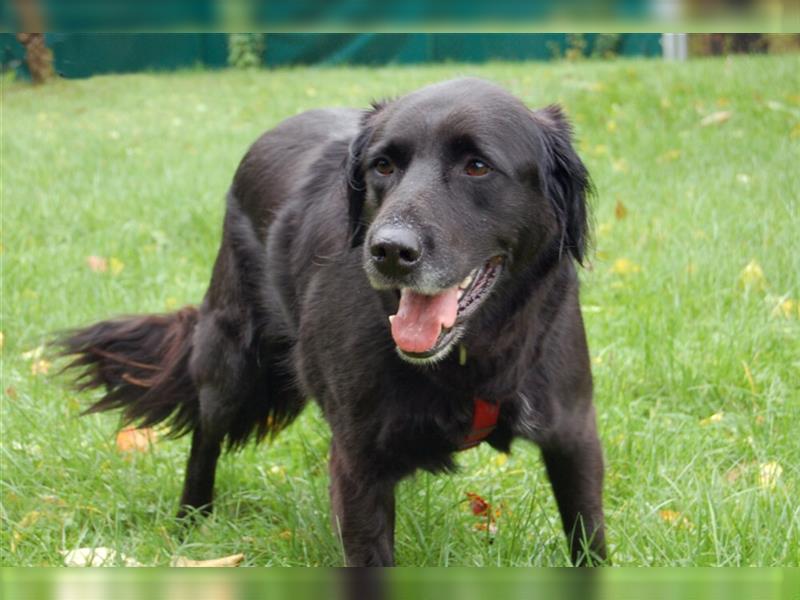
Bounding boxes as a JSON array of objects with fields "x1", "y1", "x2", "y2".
[{"x1": 2, "y1": 54, "x2": 799, "y2": 566}]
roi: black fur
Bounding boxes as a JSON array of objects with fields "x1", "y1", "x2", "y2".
[{"x1": 58, "y1": 79, "x2": 606, "y2": 565}]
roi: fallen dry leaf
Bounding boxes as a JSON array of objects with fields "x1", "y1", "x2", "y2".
[
  {"x1": 466, "y1": 492, "x2": 490, "y2": 516},
  {"x1": 86, "y1": 255, "x2": 108, "y2": 273},
  {"x1": 474, "y1": 521, "x2": 498, "y2": 535},
  {"x1": 116, "y1": 427, "x2": 157, "y2": 453},
  {"x1": 62, "y1": 547, "x2": 141, "y2": 567},
  {"x1": 700, "y1": 111, "x2": 733, "y2": 127},
  {"x1": 614, "y1": 199, "x2": 628, "y2": 220},
  {"x1": 758, "y1": 462, "x2": 783, "y2": 490},
  {"x1": 725, "y1": 464, "x2": 747, "y2": 484},
  {"x1": 6, "y1": 386, "x2": 18, "y2": 400},
  {"x1": 171, "y1": 553, "x2": 245, "y2": 567},
  {"x1": 40, "y1": 494, "x2": 67, "y2": 506}
]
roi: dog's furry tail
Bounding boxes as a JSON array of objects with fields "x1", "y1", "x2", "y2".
[{"x1": 56, "y1": 306, "x2": 199, "y2": 437}]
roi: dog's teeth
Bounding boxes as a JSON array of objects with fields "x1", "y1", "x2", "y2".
[
  {"x1": 459, "y1": 274, "x2": 473, "y2": 289},
  {"x1": 457, "y1": 289, "x2": 465, "y2": 300},
  {"x1": 389, "y1": 315, "x2": 395, "y2": 324}
]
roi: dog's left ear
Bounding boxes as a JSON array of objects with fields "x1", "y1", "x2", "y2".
[
  {"x1": 533, "y1": 105, "x2": 591, "y2": 264},
  {"x1": 346, "y1": 101, "x2": 386, "y2": 248}
]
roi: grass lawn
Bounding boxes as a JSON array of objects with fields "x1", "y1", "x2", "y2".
[{"x1": 2, "y1": 54, "x2": 799, "y2": 567}]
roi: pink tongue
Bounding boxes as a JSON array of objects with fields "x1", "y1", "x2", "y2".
[{"x1": 391, "y1": 287, "x2": 459, "y2": 353}]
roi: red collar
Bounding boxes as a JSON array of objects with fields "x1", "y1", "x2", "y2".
[{"x1": 459, "y1": 397, "x2": 499, "y2": 450}]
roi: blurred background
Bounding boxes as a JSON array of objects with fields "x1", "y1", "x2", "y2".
[
  {"x1": 2, "y1": 0, "x2": 799, "y2": 83},
  {"x1": 4, "y1": 32, "x2": 800, "y2": 83}
]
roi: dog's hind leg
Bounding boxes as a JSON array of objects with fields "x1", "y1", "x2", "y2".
[
  {"x1": 176, "y1": 386, "x2": 230, "y2": 517},
  {"x1": 176, "y1": 310, "x2": 250, "y2": 518}
]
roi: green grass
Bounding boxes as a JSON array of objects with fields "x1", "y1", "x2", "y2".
[{"x1": 2, "y1": 54, "x2": 799, "y2": 567}]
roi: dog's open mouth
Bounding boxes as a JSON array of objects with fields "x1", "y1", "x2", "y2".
[{"x1": 389, "y1": 256, "x2": 504, "y2": 362}]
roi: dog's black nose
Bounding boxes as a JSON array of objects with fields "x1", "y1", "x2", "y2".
[{"x1": 369, "y1": 226, "x2": 422, "y2": 278}]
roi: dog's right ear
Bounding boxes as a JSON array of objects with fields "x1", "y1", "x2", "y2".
[{"x1": 346, "y1": 102, "x2": 385, "y2": 248}]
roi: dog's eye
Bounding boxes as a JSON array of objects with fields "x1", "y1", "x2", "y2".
[
  {"x1": 465, "y1": 159, "x2": 491, "y2": 177},
  {"x1": 374, "y1": 158, "x2": 395, "y2": 176}
]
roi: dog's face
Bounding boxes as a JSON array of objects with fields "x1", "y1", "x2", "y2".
[{"x1": 348, "y1": 79, "x2": 590, "y2": 364}]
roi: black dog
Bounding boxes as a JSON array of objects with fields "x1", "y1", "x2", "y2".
[{"x1": 60, "y1": 78, "x2": 606, "y2": 566}]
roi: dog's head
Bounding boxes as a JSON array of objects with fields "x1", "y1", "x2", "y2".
[{"x1": 347, "y1": 78, "x2": 590, "y2": 364}]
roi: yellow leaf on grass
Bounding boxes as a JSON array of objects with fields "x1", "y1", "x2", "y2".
[
  {"x1": 739, "y1": 259, "x2": 766, "y2": 291},
  {"x1": 658, "y1": 509, "x2": 681, "y2": 524},
  {"x1": 771, "y1": 297, "x2": 798, "y2": 319},
  {"x1": 11, "y1": 511, "x2": 43, "y2": 552},
  {"x1": 21, "y1": 345, "x2": 44, "y2": 361},
  {"x1": 658, "y1": 149, "x2": 681, "y2": 163},
  {"x1": 31, "y1": 359, "x2": 51, "y2": 376},
  {"x1": 658, "y1": 509, "x2": 693, "y2": 530},
  {"x1": 116, "y1": 427, "x2": 157, "y2": 453},
  {"x1": 606, "y1": 120, "x2": 617, "y2": 133},
  {"x1": 171, "y1": 553, "x2": 245, "y2": 567},
  {"x1": 278, "y1": 530, "x2": 292, "y2": 541},
  {"x1": 0, "y1": 331, "x2": 4, "y2": 349},
  {"x1": 700, "y1": 111, "x2": 733, "y2": 127},
  {"x1": 612, "y1": 158, "x2": 629, "y2": 173},
  {"x1": 610, "y1": 258, "x2": 640, "y2": 276},
  {"x1": 758, "y1": 462, "x2": 783, "y2": 489},
  {"x1": 614, "y1": 200, "x2": 628, "y2": 220},
  {"x1": 699, "y1": 411, "x2": 724, "y2": 426},
  {"x1": 742, "y1": 361, "x2": 757, "y2": 395},
  {"x1": 86, "y1": 255, "x2": 108, "y2": 272},
  {"x1": 62, "y1": 547, "x2": 141, "y2": 567},
  {"x1": 109, "y1": 257, "x2": 125, "y2": 276}
]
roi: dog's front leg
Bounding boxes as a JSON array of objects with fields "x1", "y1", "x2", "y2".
[
  {"x1": 329, "y1": 440, "x2": 396, "y2": 566},
  {"x1": 540, "y1": 410, "x2": 607, "y2": 566}
]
